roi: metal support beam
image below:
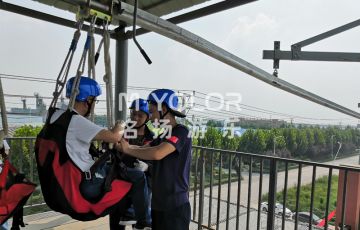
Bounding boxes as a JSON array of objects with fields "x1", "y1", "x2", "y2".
[
  {"x1": 34, "y1": 0, "x2": 110, "y2": 13},
  {"x1": 3, "y1": 1, "x2": 360, "y2": 119},
  {"x1": 125, "y1": 0, "x2": 257, "y2": 39},
  {"x1": 0, "y1": 77, "x2": 8, "y2": 135},
  {"x1": 1, "y1": 0, "x2": 256, "y2": 40},
  {"x1": 114, "y1": 2, "x2": 360, "y2": 119},
  {"x1": 114, "y1": 26, "x2": 128, "y2": 121},
  {"x1": 263, "y1": 50, "x2": 360, "y2": 62},
  {"x1": 263, "y1": 19, "x2": 360, "y2": 66},
  {"x1": 0, "y1": 1, "x2": 106, "y2": 36},
  {"x1": 292, "y1": 19, "x2": 360, "y2": 49}
]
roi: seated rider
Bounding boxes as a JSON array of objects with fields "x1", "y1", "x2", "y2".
[{"x1": 49, "y1": 76, "x2": 123, "y2": 200}]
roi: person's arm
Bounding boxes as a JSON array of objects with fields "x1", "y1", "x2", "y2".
[
  {"x1": 118, "y1": 138, "x2": 175, "y2": 160},
  {"x1": 94, "y1": 129, "x2": 121, "y2": 143},
  {"x1": 94, "y1": 121, "x2": 125, "y2": 143}
]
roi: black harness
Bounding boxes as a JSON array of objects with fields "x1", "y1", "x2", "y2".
[{"x1": 34, "y1": 108, "x2": 130, "y2": 221}]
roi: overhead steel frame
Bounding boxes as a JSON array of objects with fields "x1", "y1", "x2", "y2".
[
  {"x1": 1, "y1": 0, "x2": 360, "y2": 122},
  {"x1": 115, "y1": 2, "x2": 360, "y2": 120},
  {"x1": 0, "y1": 0, "x2": 257, "y2": 121},
  {"x1": 263, "y1": 19, "x2": 360, "y2": 72}
]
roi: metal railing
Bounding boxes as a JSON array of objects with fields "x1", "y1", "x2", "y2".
[
  {"x1": 191, "y1": 146, "x2": 358, "y2": 230},
  {"x1": 6, "y1": 137, "x2": 48, "y2": 214},
  {"x1": 4, "y1": 138, "x2": 359, "y2": 230}
]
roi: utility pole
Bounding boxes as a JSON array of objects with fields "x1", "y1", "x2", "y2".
[{"x1": 273, "y1": 137, "x2": 276, "y2": 155}]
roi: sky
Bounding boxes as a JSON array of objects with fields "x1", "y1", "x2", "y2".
[{"x1": 1, "y1": 0, "x2": 360, "y2": 126}]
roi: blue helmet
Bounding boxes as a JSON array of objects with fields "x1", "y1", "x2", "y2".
[
  {"x1": 66, "y1": 76, "x2": 101, "y2": 102},
  {"x1": 147, "y1": 89, "x2": 186, "y2": 117},
  {"x1": 129, "y1": 99, "x2": 149, "y2": 116}
]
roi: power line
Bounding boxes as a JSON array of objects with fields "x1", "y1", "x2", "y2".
[
  {"x1": 192, "y1": 93, "x2": 355, "y2": 122},
  {"x1": 0, "y1": 73, "x2": 357, "y2": 124},
  {"x1": 0, "y1": 73, "x2": 195, "y2": 92}
]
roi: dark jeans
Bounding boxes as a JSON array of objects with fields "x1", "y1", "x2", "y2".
[
  {"x1": 123, "y1": 170, "x2": 152, "y2": 223},
  {"x1": 152, "y1": 202, "x2": 191, "y2": 230},
  {"x1": 109, "y1": 168, "x2": 151, "y2": 229},
  {"x1": 80, "y1": 163, "x2": 109, "y2": 200},
  {"x1": 126, "y1": 167, "x2": 151, "y2": 224}
]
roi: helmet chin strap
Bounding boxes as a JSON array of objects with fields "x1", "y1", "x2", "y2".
[
  {"x1": 159, "y1": 109, "x2": 169, "y2": 120},
  {"x1": 134, "y1": 122, "x2": 147, "y2": 129},
  {"x1": 84, "y1": 100, "x2": 94, "y2": 117},
  {"x1": 134, "y1": 117, "x2": 148, "y2": 129}
]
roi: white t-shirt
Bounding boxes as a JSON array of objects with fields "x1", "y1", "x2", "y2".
[{"x1": 50, "y1": 109, "x2": 104, "y2": 172}]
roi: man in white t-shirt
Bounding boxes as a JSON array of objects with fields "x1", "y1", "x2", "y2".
[{"x1": 50, "y1": 76, "x2": 123, "y2": 200}]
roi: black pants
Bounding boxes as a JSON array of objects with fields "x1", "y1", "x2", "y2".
[
  {"x1": 151, "y1": 203, "x2": 191, "y2": 230},
  {"x1": 109, "y1": 196, "x2": 131, "y2": 230}
]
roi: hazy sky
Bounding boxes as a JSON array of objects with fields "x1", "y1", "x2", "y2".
[{"x1": 1, "y1": 0, "x2": 360, "y2": 126}]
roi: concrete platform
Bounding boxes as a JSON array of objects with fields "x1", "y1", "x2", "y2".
[{"x1": 14, "y1": 211, "x2": 198, "y2": 230}]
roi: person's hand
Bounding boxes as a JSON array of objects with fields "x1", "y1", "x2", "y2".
[
  {"x1": 118, "y1": 138, "x2": 129, "y2": 153},
  {"x1": 112, "y1": 120, "x2": 125, "y2": 140},
  {"x1": 113, "y1": 120, "x2": 125, "y2": 133}
]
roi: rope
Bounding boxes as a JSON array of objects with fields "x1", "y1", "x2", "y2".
[
  {"x1": 68, "y1": 16, "x2": 96, "y2": 111},
  {"x1": 87, "y1": 15, "x2": 97, "y2": 121},
  {"x1": 87, "y1": 16, "x2": 97, "y2": 80},
  {"x1": 49, "y1": 20, "x2": 83, "y2": 110},
  {"x1": 102, "y1": 21, "x2": 114, "y2": 128}
]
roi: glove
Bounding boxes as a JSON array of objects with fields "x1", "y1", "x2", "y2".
[{"x1": 133, "y1": 160, "x2": 148, "y2": 172}]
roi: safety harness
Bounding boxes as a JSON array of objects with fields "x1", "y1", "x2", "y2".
[
  {"x1": 34, "y1": 2, "x2": 132, "y2": 221},
  {"x1": 35, "y1": 108, "x2": 130, "y2": 221}
]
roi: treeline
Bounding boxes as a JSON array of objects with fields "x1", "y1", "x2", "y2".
[{"x1": 194, "y1": 126, "x2": 360, "y2": 161}]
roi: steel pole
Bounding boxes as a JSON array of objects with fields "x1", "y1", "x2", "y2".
[{"x1": 114, "y1": 26, "x2": 128, "y2": 122}]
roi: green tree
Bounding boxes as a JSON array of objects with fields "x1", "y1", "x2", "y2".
[
  {"x1": 10, "y1": 125, "x2": 42, "y2": 182},
  {"x1": 221, "y1": 134, "x2": 239, "y2": 151},
  {"x1": 252, "y1": 129, "x2": 267, "y2": 154},
  {"x1": 295, "y1": 129, "x2": 309, "y2": 157},
  {"x1": 237, "y1": 129, "x2": 254, "y2": 152},
  {"x1": 201, "y1": 127, "x2": 222, "y2": 148},
  {"x1": 284, "y1": 128, "x2": 297, "y2": 153},
  {"x1": 313, "y1": 128, "x2": 326, "y2": 146},
  {"x1": 305, "y1": 128, "x2": 315, "y2": 147}
]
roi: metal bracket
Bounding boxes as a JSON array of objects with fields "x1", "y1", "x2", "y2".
[
  {"x1": 77, "y1": 0, "x2": 114, "y2": 25},
  {"x1": 263, "y1": 18, "x2": 360, "y2": 68},
  {"x1": 272, "y1": 41, "x2": 280, "y2": 77}
]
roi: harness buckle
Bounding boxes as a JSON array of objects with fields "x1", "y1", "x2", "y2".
[{"x1": 84, "y1": 171, "x2": 92, "y2": 180}]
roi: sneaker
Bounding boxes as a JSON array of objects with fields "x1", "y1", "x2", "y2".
[
  {"x1": 133, "y1": 222, "x2": 151, "y2": 230},
  {"x1": 119, "y1": 216, "x2": 136, "y2": 226}
]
